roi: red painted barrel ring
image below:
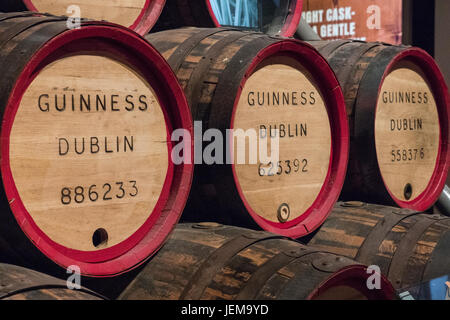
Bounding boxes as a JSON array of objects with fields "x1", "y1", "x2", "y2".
[
  {"x1": 307, "y1": 265, "x2": 395, "y2": 300},
  {"x1": 1, "y1": 23, "x2": 193, "y2": 277},
  {"x1": 230, "y1": 40, "x2": 349, "y2": 238}
]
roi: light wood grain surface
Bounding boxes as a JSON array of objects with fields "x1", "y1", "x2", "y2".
[
  {"x1": 375, "y1": 61, "x2": 440, "y2": 201},
  {"x1": 10, "y1": 55, "x2": 169, "y2": 251},
  {"x1": 31, "y1": 0, "x2": 146, "y2": 27},
  {"x1": 233, "y1": 56, "x2": 332, "y2": 223}
]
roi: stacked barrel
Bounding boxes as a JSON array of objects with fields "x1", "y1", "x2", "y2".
[
  {"x1": 145, "y1": 27, "x2": 349, "y2": 238},
  {"x1": 0, "y1": 12, "x2": 193, "y2": 277},
  {"x1": 310, "y1": 40, "x2": 449, "y2": 210},
  {"x1": 307, "y1": 202, "x2": 450, "y2": 291},
  {"x1": 0, "y1": 264, "x2": 102, "y2": 300},
  {"x1": 299, "y1": 40, "x2": 449, "y2": 298},
  {"x1": 0, "y1": 0, "x2": 166, "y2": 35},
  {"x1": 119, "y1": 223, "x2": 394, "y2": 300},
  {"x1": 0, "y1": 0, "x2": 449, "y2": 302}
]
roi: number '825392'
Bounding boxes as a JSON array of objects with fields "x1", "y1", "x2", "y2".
[{"x1": 258, "y1": 159, "x2": 308, "y2": 177}]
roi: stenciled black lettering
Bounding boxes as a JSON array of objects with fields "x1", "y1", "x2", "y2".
[{"x1": 38, "y1": 94, "x2": 50, "y2": 112}]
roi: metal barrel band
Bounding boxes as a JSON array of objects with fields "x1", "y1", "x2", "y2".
[{"x1": 179, "y1": 233, "x2": 278, "y2": 299}]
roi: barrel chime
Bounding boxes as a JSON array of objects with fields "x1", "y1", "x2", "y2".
[{"x1": 0, "y1": 12, "x2": 193, "y2": 277}]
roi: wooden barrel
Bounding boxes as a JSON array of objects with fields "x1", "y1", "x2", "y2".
[
  {"x1": 0, "y1": 0, "x2": 165, "y2": 35},
  {"x1": 145, "y1": 28, "x2": 349, "y2": 238},
  {"x1": 307, "y1": 202, "x2": 450, "y2": 291},
  {"x1": 118, "y1": 223, "x2": 395, "y2": 300},
  {"x1": 0, "y1": 13, "x2": 193, "y2": 277},
  {"x1": 0, "y1": 263, "x2": 102, "y2": 300},
  {"x1": 309, "y1": 40, "x2": 450, "y2": 211},
  {"x1": 153, "y1": 0, "x2": 303, "y2": 37}
]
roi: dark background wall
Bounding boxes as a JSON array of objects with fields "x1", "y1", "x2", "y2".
[
  {"x1": 434, "y1": 0, "x2": 450, "y2": 186},
  {"x1": 435, "y1": 0, "x2": 450, "y2": 86},
  {"x1": 402, "y1": 0, "x2": 449, "y2": 84},
  {"x1": 402, "y1": 0, "x2": 449, "y2": 185}
]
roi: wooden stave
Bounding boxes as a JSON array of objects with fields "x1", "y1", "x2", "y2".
[
  {"x1": 0, "y1": 13, "x2": 193, "y2": 277},
  {"x1": 118, "y1": 223, "x2": 395, "y2": 300},
  {"x1": 0, "y1": 1, "x2": 166, "y2": 35},
  {"x1": 307, "y1": 202, "x2": 450, "y2": 291},
  {"x1": 309, "y1": 40, "x2": 450, "y2": 211},
  {"x1": 153, "y1": 0, "x2": 303, "y2": 37},
  {"x1": 145, "y1": 27, "x2": 349, "y2": 238},
  {"x1": 0, "y1": 263, "x2": 102, "y2": 300}
]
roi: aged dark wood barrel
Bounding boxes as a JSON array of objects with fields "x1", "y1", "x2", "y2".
[
  {"x1": 145, "y1": 28, "x2": 349, "y2": 238},
  {"x1": 0, "y1": 0, "x2": 165, "y2": 35},
  {"x1": 118, "y1": 223, "x2": 395, "y2": 300},
  {"x1": 0, "y1": 13, "x2": 193, "y2": 277},
  {"x1": 0, "y1": 263, "x2": 102, "y2": 300},
  {"x1": 307, "y1": 202, "x2": 450, "y2": 291},
  {"x1": 153, "y1": 0, "x2": 302, "y2": 37},
  {"x1": 309, "y1": 40, "x2": 449, "y2": 211}
]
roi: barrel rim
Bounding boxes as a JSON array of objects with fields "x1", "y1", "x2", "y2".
[
  {"x1": 204, "y1": 0, "x2": 303, "y2": 37},
  {"x1": 131, "y1": 0, "x2": 167, "y2": 35},
  {"x1": 22, "y1": 0, "x2": 166, "y2": 35},
  {"x1": 229, "y1": 39, "x2": 349, "y2": 238},
  {"x1": 280, "y1": 0, "x2": 303, "y2": 37},
  {"x1": 307, "y1": 265, "x2": 396, "y2": 300},
  {"x1": 375, "y1": 47, "x2": 450, "y2": 211},
  {"x1": 0, "y1": 263, "x2": 105, "y2": 300},
  {"x1": 0, "y1": 22, "x2": 193, "y2": 277}
]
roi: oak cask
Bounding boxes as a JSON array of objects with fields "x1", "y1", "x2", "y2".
[
  {"x1": 0, "y1": 263, "x2": 102, "y2": 300},
  {"x1": 308, "y1": 202, "x2": 450, "y2": 291},
  {"x1": 119, "y1": 223, "x2": 395, "y2": 300},
  {"x1": 310, "y1": 40, "x2": 449, "y2": 210},
  {"x1": 0, "y1": 0, "x2": 165, "y2": 35},
  {"x1": 146, "y1": 28, "x2": 349, "y2": 238},
  {"x1": 0, "y1": 13, "x2": 193, "y2": 277}
]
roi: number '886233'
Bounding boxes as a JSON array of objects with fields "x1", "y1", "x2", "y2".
[{"x1": 61, "y1": 181, "x2": 138, "y2": 205}]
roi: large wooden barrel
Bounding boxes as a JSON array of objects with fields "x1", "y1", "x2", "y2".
[
  {"x1": 145, "y1": 28, "x2": 349, "y2": 238},
  {"x1": 0, "y1": 0, "x2": 165, "y2": 35},
  {"x1": 0, "y1": 13, "x2": 193, "y2": 277},
  {"x1": 307, "y1": 202, "x2": 450, "y2": 291},
  {"x1": 0, "y1": 263, "x2": 102, "y2": 300},
  {"x1": 118, "y1": 223, "x2": 395, "y2": 300},
  {"x1": 309, "y1": 40, "x2": 450, "y2": 210},
  {"x1": 154, "y1": 0, "x2": 303, "y2": 37}
]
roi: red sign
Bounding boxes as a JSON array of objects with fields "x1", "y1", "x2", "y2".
[{"x1": 302, "y1": 0, "x2": 402, "y2": 44}]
